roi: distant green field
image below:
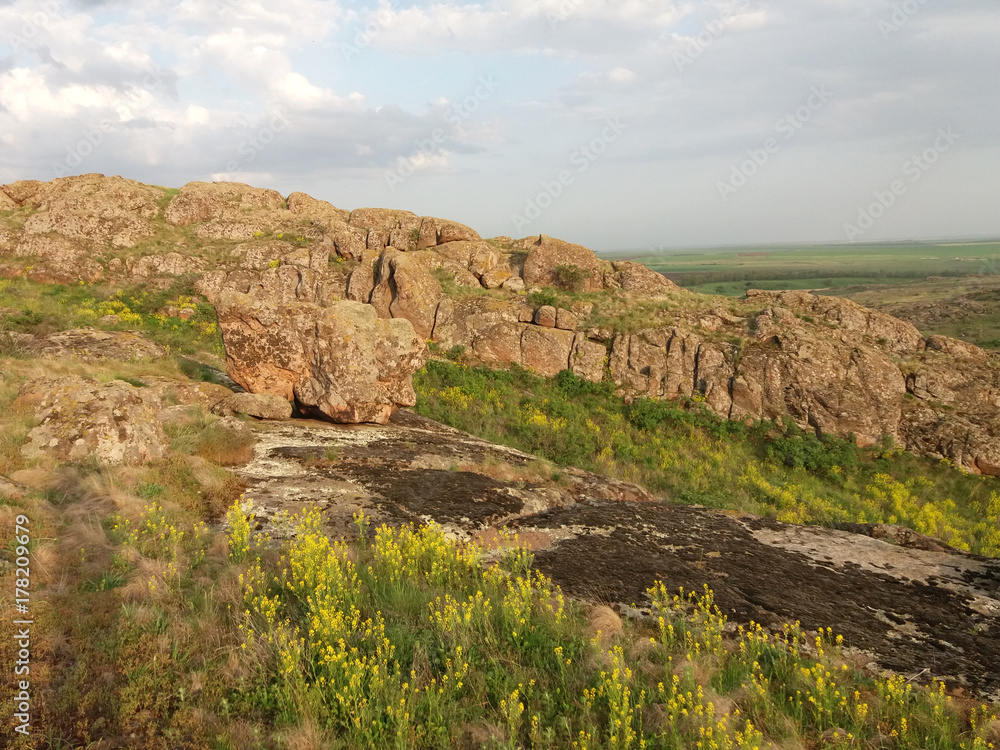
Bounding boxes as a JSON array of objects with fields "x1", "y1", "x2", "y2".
[{"x1": 602, "y1": 240, "x2": 1000, "y2": 295}]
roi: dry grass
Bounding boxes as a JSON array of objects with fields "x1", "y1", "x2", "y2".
[
  {"x1": 587, "y1": 604, "x2": 624, "y2": 644},
  {"x1": 194, "y1": 423, "x2": 257, "y2": 466},
  {"x1": 279, "y1": 718, "x2": 334, "y2": 750}
]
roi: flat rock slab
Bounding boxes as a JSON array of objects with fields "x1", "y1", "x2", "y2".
[
  {"x1": 234, "y1": 411, "x2": 1000, "y2": 700},
  {"x1": 514, "y1": 500, "x2": 1000, "y2": 701}
]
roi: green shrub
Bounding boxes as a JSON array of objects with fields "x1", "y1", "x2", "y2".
[{"x1": 554, "y1": 263, "x2": 590, "y2": 292}]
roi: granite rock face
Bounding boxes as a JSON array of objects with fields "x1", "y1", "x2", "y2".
[
  {"x1": 6, "y1": 175, "x2": 1000, "y2": 472},
  {"x1": 16, "y1": 376, "x2": 168, "y2": 466},
  {"x1": 215, "y1": 290, "x2": 426, "y2": 424}
]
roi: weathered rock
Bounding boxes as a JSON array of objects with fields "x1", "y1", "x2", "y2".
[
  {"x1": 164, "y1": 181, "x2": 285, "y2": 226},
  {"x1": 30, "y1": 329, "x2": 167, "y2": 361},
  {"x1": 286, "y1": 191, "x2": 350, "y2": 224},
  {"x1": 234, "y1": 412, "x2": 1000, "y2": 701},
  {"x1": 332, "y1": 225, "x2": 369, "y2": 260},
  {"x1": 18, "y1": 174, "x2": 162, "y2": 248},
  {"x1": 13, "y1": 234, "x2": 104, "y2": 283},
  {"x1": 746, "y1": 289, "x2": 923, "y2": 355},
  {"x1": 433, "y1": 298, "x2": 533, "y2": 366},
  {"x1": 142, "y1": 377, "x2": 233, "y2": 408},
  {"x1": 229, "y1": 241, "x2": 295, "y2": 271},
  {"x1": 521, "y1": 234, "x2": 604, "y2": 292},
  {"x1": 734, "y1": 312, "x2": 905, "y2": 445},
  {"x1": 436, "y1": 219, "x2": 481, "y2": 244},
  {"x1": 521, "y1": 327, "x2": 575, "y2": 377},
  {"x1": 502, "y1": 276, "x2": 526, "y2": 293},
  {"x1": 570, "y1": 335, "x2": 607, "y2": 382},
  {"x1": 610, "y1": 261, "x2": 678, "y2": 296},
  {"x1": 216, "y1": 292, "x2": 427, "y2": 424},
  {"x1": 435, "y1": 240, "x2": 501, "y2": 281},
  {"x1": 370, "y1": 249, "x2": 443, "y2": 339},
  {"x1": 212, "y1": 392, "x2": 292, "y2": 420},
  {"x1": 534, "y1": 305, "x2": 557, "y2": 328},
  {"x1": 17, "y1": 376, "x2": 168, "y2": 466},
  {"x1": 125, "y1": 252, "x2": 207, "y2": 279},
  {"x1": 0, "y1": 189, "x2": 17, "y2": 211},
  {"x1": 346, "y1": 262, "x2": 376, "y2": 302},
  {"x1": 555, "y1": 308, "x2": 578, "y2": 330}
]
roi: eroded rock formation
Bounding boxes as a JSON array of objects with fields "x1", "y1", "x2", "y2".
[
  {"x1": 16, "y1": 376, "x2": 168, "y2": 466},
  {"x1": 215, "y1": 290, "x2": 426, "y2": 424},
  {"x1": 4, "y1": 174, "x2": 1000, "y2": 467}
]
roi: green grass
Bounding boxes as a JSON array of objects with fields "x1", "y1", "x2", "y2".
[
  {"x1": 412, "y1": 361, "x2": 1000, "y2": 557},
  {"x1": 604, "y1": 241, "x2": 1000, "y2": 291},
  {"x1": 226, "y1": 503, "x2": 1000, "y2": 750},
  {"x1": 0, "y1": 276, "x2": 224, "y2": 356}
]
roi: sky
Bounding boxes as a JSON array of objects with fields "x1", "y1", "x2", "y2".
[{"x1": 0, "y1": 0, "x2": 998, "y2": 252}]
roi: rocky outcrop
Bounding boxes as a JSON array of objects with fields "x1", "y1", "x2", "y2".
[
  {"x1": 607, "y1": 260, "x2": 679, "y2": 295},
  {"x1": 370, "y1": 249, "x2": 443, "y2": 339},
  {"x1": 15, "y1": 174, "x2": 162, "y2": 248},
  {"x1": 164, "y1": 181, "x2": 285, "y2": 227},
  {"x1": 215, "y1": 291, "x2": 426, "y2": 424},
  {"x1": 29, "y1": 329, "x2": 168, "y2": 361},
  {"x1": 16, "y1": 376, "x2": 168, "y2": 466},
  {"x1": 233, "y1": 411, "x2": 1000, "y2": 701},
  {"x1": 521, "y1": 234, "x2": 605, "y2": 292},
  {"x1": 7, "y1": 174, "x2": 1000, "y2": 472}
]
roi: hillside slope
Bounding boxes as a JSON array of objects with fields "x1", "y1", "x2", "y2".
[{"x1": 3, "y1": 174, "x2": 1000, "y2": 477}]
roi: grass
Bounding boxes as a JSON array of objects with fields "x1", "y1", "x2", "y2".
[
  {"x1": 6, "y1": 485, "x2": 996, "y2": 748},
  {"x1": 609, "y1": 240, "x2": 1000, "y2": 290},
  {"x1": 0, "y1": 354, "x2": 998, "y2": 747},
  {"x1": 413, "y1": 361, "x2": 1000, "y2": 557},
  {"x1": 0, "y1": 277, "x2": 224, "y2": 356}
]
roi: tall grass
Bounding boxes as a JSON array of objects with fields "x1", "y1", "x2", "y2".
[{"x1": 413, "y1": 361, "x2": 1000, "y2": 557}]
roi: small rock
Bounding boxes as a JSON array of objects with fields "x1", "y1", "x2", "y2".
[
  {"x1": 534, "y1": 305, "x2": 557, "y2": 328},
  {"x1": 212, "y1": 392, "x2": 293, "y2": 420},
  {"x1": 555, "y1": 308, "x2": 577, "y2": 331}
]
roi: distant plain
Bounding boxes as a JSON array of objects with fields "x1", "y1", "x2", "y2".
[{"x1": 603, "y1": 240, "x2": 1000, "y2": 350}]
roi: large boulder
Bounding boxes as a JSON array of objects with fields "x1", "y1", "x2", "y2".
[
  {"x1": 608, "y1": 261, "x2": 678, "y2": 296},
  {"x1": 369, "y1": 249, "x2": 443, "y2": 339},
  {"x1": 216, "y1": 292, "x2": 427, "y2": 424},
  {"x1": 17, "y1": 376, "x2": 168, "y2": 466},
  {"x1": 521, "y1": 234, "x2": 604, "y2": 292},
  {"x1": 17, "y1": 174, "x2": 162, "y2": 248},
  {"x1": 30, "y1": 329, "x2": 167, "y2": 361},
  {"x1": 164, "y1": 181, "x2": 286, "y2": 226}
]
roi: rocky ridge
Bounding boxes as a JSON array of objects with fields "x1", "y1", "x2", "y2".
[{"x1": 2, "y1": 174, "x2": 1000, "y2": 472}]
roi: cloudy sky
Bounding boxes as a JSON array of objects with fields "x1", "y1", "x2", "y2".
[{"x1": 0, "y1": 0, "x2": 997, "y2": 251}]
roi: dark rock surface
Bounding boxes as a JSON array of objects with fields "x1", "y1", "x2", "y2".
[{"x1": 234, "y1": 410, "x2": 1000, "y2": 701}]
